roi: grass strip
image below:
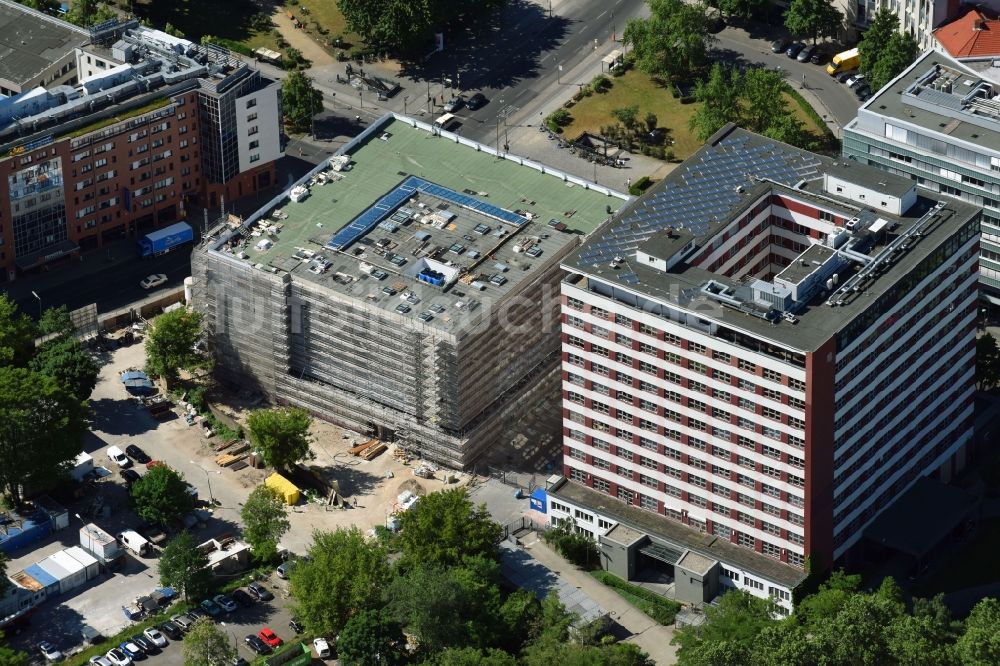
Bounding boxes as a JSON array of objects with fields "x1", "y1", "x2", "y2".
[{"x1": 591, "y1": 570, "x2": 681, "y2": 625}]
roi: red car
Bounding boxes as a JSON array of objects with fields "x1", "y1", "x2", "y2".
[{"x1": 258, "y1": 628, "x2": 282, "y2": 649}]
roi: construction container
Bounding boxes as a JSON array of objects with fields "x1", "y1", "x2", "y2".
[
  {"x1": 36, "y1": 557, "x2": 71, "y2": 595},
  {"x1": 47, "y1": 550, "x2": 87, "y2": 593},
  {"x1": 69, "y1": 452, "x2": 95, "y2": 482},
  {"x1": 79, "y1": 523, "x2": 122, "y2": 564},
  {"x1": 10, "y1": 568, "x2": 52, "y2": 599},
  {"x1": 65, "y1": 546, "x2": 100, "y2": 580},
  {"x1": 264, "y1": 473, "x2": 300, "y2": 505}
]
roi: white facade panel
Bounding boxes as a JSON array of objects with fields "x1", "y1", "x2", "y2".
[{"x1": 235, "y1": 82, "x2": 282, "y2": 174}]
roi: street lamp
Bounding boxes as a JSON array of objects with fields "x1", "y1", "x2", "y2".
[
  {"x1": 31, "y1": 291, "x2": 41, "y2": 319},
  {"x1": 189, "y1": 460, "x2": 218, "y2": 505}
]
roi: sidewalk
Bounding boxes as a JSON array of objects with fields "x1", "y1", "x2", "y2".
[{"x1": 519, "y1": 532, "x2": 679, "y2": 664}]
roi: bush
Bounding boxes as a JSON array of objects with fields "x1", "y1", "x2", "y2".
[
  {"x1": 591, "y1": 74, "x2": 612, "y2": 92},
  {"x1": 628, "y1": 176, "x2": 653, "y2": 196},
  {"x1": 543, "y1": 521, "x2": 599, "y2": 568},
  {"x1": 549, "y1": 109, "x2": 572, "y2": 127}
]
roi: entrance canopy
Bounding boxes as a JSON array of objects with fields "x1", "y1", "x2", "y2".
[{"x1": 638, "y1": 540, "x2": 683, "y2": 565}]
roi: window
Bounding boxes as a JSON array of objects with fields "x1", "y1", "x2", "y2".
[
  {"x1": 745, "y1": 576, "x2": 765, "y2": 591},
  {"x1": 762, "y1": 542, "x2": 781, "y2": 559},
  {"x1": 640, "y1": 437, "x2": 658, "y2": 451},
  {"x1": 762, "y1": 368, "x2": 782, "y2": 383},
  {"x1": 689, "y1": 342, "x2": 706, "y2": 354},
  {"x1": 639, "y1": 323, "x2": 657, "y2": 336},
  {"x1": 590, "y1": 306, "x2": 608, "y2": 319},
  {"x1": 249, "y1": 140, "x2": 260, "y2": 150},
  {"x1": 641, "y1": 380, "x2": 659, "y2": 394},
  {"x1": 762, "y1": 407, "x2": 782, "y2": 421},
  {"x1": 574, "y1": 509, "x2": 594, "y2": 523},
  {"x1": 738, "y1": 359, "x2": 756, "y2": 372},
  {"x1": 739, "y1": 378, "x2": 756, "y2": 392},
  {"x1": 640, "y1": 399, "x2": 657, "y2": 413},
  {"x1": 738, "y1": 533, "x2": 756, "y2": 549},
  {"x1": 640, "y1": 361, "x2": 657, "y2": 375},
  {"x1": 640, "y1": 474, "x2": 657, "y2": 488},
  {"x1": 615, "y1": 313, "x2": 632, "y2": 327},
  {"x1": 593, "y1": 478, "x2": 610, "y2": 493},
  {"x1": 617, "y1": 487, "x2": 634, "y2": 503},
  {"x1": 247, "y1": 126, "x2": 259, "y2": 136},
  {"x1": 665, "y1": 332, "x2": 681, "y2": 346},
  {"x1": 713, "y1": 350, "x2": 730, "y2": 362},
  {"x1": 567, "y1": 297, "x2": 584, "y2": 310},
  {"x1": 246, "y1": 98, "x2": 257, "y2": 108},
  {"x1": 249, "y1": 154, "x2": 261, "y2": 164},
  {"x1": 639, "y1": 342, "x2": 658, "y2": 356},
  {"x1": 569, "y1": 448, "x2": 586, "y2": 460},
  {"x1": 762, "y1": 388, "x2": 783, "y2": 402},
  {"x1": 715, "y1": 370, "x2": 732, "y2": 384},
  {"x1": 247, "y1": 112, "x2": 258, "y2": 122},
  {"x1": 639, "y1": 494, "x2": 658, "y2": 510},
  {"x1": 690, "y1": 361, "x2": 708, "y2": 375},
  {"x1": 721, "y1": 567, "x2": 740, "y2": 582},
  {"x1": 639, "y1": 456, "x2": 658, "y2": 470},
  {"x1": 737, "y1": 474, "x2": 755, "y2": 488},
  {"x1": 592, "y1": 457, "x2": 610, "y2": 470},
  {"x1": 789, "y1": 378, "x2": 805, "y2": 391}
]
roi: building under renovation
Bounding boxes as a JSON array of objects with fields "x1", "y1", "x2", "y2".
[{"x1": 192, "y1": 115, "x2": 627, "y2": 467}]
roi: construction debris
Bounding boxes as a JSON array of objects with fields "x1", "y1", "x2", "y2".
[{"x1": 350, "y1": 439, "x2": 381, "y2": 457}]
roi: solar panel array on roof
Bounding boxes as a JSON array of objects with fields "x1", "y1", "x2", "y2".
[
  {"x1": 326, "y1": 176, "x2": 527, "y2": 251},
  {"x1": 576, "y1": 135, "x2": 822, "y2": 270}
]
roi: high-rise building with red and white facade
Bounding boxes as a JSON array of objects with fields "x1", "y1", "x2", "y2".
[{"x1": 546, "y1": 125, "x2": 980, "y2": 612}]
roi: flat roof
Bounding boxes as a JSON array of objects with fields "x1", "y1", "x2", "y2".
[
  {"x1": 677, "y1": 550, "x2": 717, "y2": 576},
  {"x1": 0, "y1": 2, "x2": 87, "y2": 86},
  {"x1": 564, "y1": 125, "x2": 981, "y2": 352},
  {"x1": 550, "y1": 477, "x2": 806, "y2": 588},
  {"x1": 852, "y1": 50, "x2": 1000, "y2": 151},
  {"x1": 219, "y1": 118, "x2": 623, "y2": 334}
]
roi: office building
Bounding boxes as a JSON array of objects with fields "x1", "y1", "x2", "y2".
[
  {"x1": 0, "y1": 0, "x2": 88, "y2": 97},
  {"x1": 191, "y1": 115, "x2": 627, "y2": 468},
  {"x1": 0, "y1": 18, "x2": 281, "y2": 281},
  {"x1": 550, "y1": 124, "x2": 979, "y2": 611},
  {"x1": 843, "y1": 49, "x2": 1000, "y2": 299}
]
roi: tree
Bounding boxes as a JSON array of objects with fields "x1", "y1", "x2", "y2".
[
  {"x1": 183, "y1": 616, "x2": 237, "y2": 665},
  {"x1": 870, "y1": 30, "x2": 918, "y2": 91},
  {"x1": 65, "y1": 0, "x2": 117, "y2": 27},
  {"x1": 336, "y1": 0, "x2": 503, "y2": 51},
  {"x1": 281, "y1": 69, "x2": 323, "y2": 133},
  {"x1": 159, "y1": 531, "x2": 212, "y2": 602},
  {"x1": 130, "y1": 464, "x2": 196, "y2": 527},
  {"x1": 497, "y1": 589, "x2": 542, "y2": 652},
  {"x1": 783, "y1": 0, "x2": 843, "y2": 44},
  {"x1": 719, "y1": 0, "x2": 768, "y2": 19},
  {"x1": 425, "y1": 648, "x2": 518, "y2": 666},
  {"x1": 690, "y1": 63, "x2": 742, "y2": 140},
  {"x1": 144, "y1": 308, "x2": 204, "y2": 389},
  {"x1": 396, "y1": 488, "x2": 502, "y2": 569},
  {"x1": 978, "y1": 333, "x2": 1000, "y2": 391},
  {"x1": 30, "y1": 337, "x2": 99, "y2": 401},
  {"x1": 240, "y1": 485, "x2": 290, "y2": 563},
  {"x1": 246, "y1": 407, "x2": 313, "y2": 471},
  {"x1": 955, "y1": 597, "x2": 1000, "y2": 666},
  {"x1": 611, "y1": 104, "x2": 640, "y2": 132},
  {"x1": 0, "y1": 367, "x2": 88, "y2": 506},
  {"x1": 624, "y1": 0, "x2": 713, "y2": 79},
  {"x1": 542, "y1": 519, "x2": 599, "y2": 568},
  {"x1": 858, "y1": 7, "x2": 900, "y2": 79},
  {"x1": 0, "y1": 295, "x2": 36, "y2": 367},
  {"x1": 38, "y1": 306, "x2": 74, "y2": 339},
  {"x1": 338, "y1": 608, "x2": 406, "y2": 666},
  {"x1": 387, "y1": 557, "x2": 503, "y2": 653},
  {"x1": 0, "y1": 636, "x2": 28, "y2": 666},
  {"x1": 289, "y1": 527, "x2": 390, "y2": 637}
]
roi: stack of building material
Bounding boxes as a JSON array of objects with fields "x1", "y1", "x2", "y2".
[
  {"x1": 349, "y1": 439, "x2": 380, "y2": 456},
  {"x1": 361, "y1": 442, "x2": 387, "y2": 460},
  {"x1": 215, "y1": 442, "x2": 250, "y2": 467}
]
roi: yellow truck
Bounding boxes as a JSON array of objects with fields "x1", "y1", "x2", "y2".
[{"x1": 827, "y1": 48, "x2": 860, "y2": 75}]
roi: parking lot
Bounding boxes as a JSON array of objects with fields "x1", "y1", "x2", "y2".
[{"x1": 8, "y1": 338, "x2": 466, "y2": 661}]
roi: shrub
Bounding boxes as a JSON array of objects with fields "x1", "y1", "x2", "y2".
[
  {"x1": 549, "y1": 109, "x2": 572, "y2": 127},
  {"x1": 628, "y1": 176, "x2": 653, "y2": 196},
  {"x1": 543, "y1": 520, "x2": 599, "y2": 568},
  {"x1": 591, "y1": 74, "x2": 612, "y2": 92},
  {"x1": 591, "y1": 570, "x2": 681, "y2": 625}
]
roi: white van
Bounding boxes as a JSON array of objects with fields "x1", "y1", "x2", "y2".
[
  {"x1": 106, "y1": 446, "x2": 130, "y2": 468},
  {"x1": 118, "y1": 529, "x2": 151, "y2": 557},
  {"x1": 433, "y1": 113, "x2": 460, "y2": 131}
]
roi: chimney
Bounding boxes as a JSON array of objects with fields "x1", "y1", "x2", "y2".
[{"x1": 975, "y1": 18, "x2": 987, "y2": 31}]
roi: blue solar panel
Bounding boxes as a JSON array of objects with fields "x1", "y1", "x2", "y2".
[{"x1": 326, "y1": 176, "x2": 527, "y2": 251}]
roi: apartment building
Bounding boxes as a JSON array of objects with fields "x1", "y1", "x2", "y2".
[
  {"x1": 0, "y1": 19, "x2": 281, "y2": 282},
  {"x1": 0, "y1": 0, "x2": 88, "y2": 96},
  {"x1": 843, "y1": 50, "x2": 1000, "y2": 299},
  {"x1": 550, "y1": 124, "x2": 979, "y2": 611},
  {"x1": 192, "y1": 115, "x2": 627, "y2": 468}
]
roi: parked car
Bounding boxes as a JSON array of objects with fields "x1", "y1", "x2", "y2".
[
  {"x1": 89, "y1": 657, "x2": 113, "y2": 666},
  {"x1": 313, "y1": 637, "x2": 331, "y2": 658},
  {"x1": 132, "y1": 634, "x2": 157, "y2": 654},
  {"x1": 105, "y1": 649, "x2": 132, "y2": 666},
  {"x1": 835, "y1": 69, "x2": 858, "y2": 84},
  {"x1": 810, "y1": 49, "x2": 827, "y2": 65},
  {"x1": 847, "y1": 73, "x2": 866, "y2": 88},
  {"x1": 443, "y1": 96, "x2": 465, "y2": 113},
  {"x1": 855, "y1": 85, "x2": 872, "y2": 100},
  {"x1": 118, "y1": 640, "x2": 144, "y2": 659},
  {"x1": 244, "y1": 635, "x2": 271, "y2": 655},
  {"x1": 467, "y1": 92, "x2": 487, "y2": 109},
  {"x1": 785, "y1": 42, "x2": 805, "y2": 58},
  {"x1": 797, "y1": 44, "x2": 815, "y2": 62},
  {"x1": 125, "y1": 444, "x2": 151, "y2": 464},
  {"x1": 157, "y1": 622, "x2": 183, "y2": 640},
  {"x1": 106, "y1": 446, "x2": 131, "y2": 468},
  {"x1": 140, "y1": 274, "x2": 167, "y2": 290},
  {"x1": 171, "y1": 614, "x2": 193, "y2": 630},
  {"x1": 289, "y1": 618, "x2": 304, "y2": 634},
  {"x1": 120, "y1": 469, "x2": 141, "y2": 487},
  {"x1": 258, "y1": 628, "x2": 282, "y2": 649},
  {"x1": 247, "y1": 582, "x2": 274, "y2": 601},
  {"x1": 232, "y1": 659, "x2": 250, "y2": 666},
  {"x1": 231, "y1": 589, "x2": 254, "y2": 607},
  {"x1": 213, "y1": 594, "x2": 238, "y2": 613},
  {"x1": 199, "y1": 599, "x2": 222, "y2": 618},
  {"x1": 771, "y1": 38, "x2": 788, "y2": 53},
  {"x1": 276, "y1": 558, "x2": 300, "y2": 579},
  {"x1": 39, "y1": 642, "x2": 64, "y2": 662}
]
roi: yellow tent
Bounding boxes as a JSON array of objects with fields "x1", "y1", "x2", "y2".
[{"x1": 265, "y1": 473, "x2": 300, "y2": 505}]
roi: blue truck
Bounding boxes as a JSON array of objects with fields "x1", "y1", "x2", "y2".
[{"x1": 138, "y1": 222, "x2": 194, "y2": 258}]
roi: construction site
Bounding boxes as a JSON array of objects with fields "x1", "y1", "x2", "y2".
[{"x1": 192, "y1": 115, "x2": 627, "y2": 469}]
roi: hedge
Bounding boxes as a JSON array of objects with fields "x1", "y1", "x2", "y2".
[
  {"x1": 785, "y1": 86, "x2": 840, "y2": 153},
  {"x1": 591, "y1": 570, "x2": 681, "y2": 625},
  {"x1": 628, "y1": 176, "x2": 653, "y2": 196}
]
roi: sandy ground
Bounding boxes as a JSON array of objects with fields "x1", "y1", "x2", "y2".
[{"x1": 271, "y1": 9, "x2": 335, "y2": 68}]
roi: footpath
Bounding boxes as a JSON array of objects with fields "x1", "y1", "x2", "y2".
[{"x1": 519, "y1": 532, "x2": 679, "y2": 664}]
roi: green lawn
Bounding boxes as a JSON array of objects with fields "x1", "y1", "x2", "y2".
[
  {"x1": 913, "y1": 518, "x2": 1000, "y2": 597},
  {"x1": 561, "y1": 70, "x2": 703, "y2": 161},
  {"x1": 132, "y1": 0, "x2": 263, "y2": 43},
  {"x1": 286, "y1": 0, "x2": 361, "y2": 51},
  {"x1": 561, "y1": 70, "x2": 828, "y2": 163}
]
